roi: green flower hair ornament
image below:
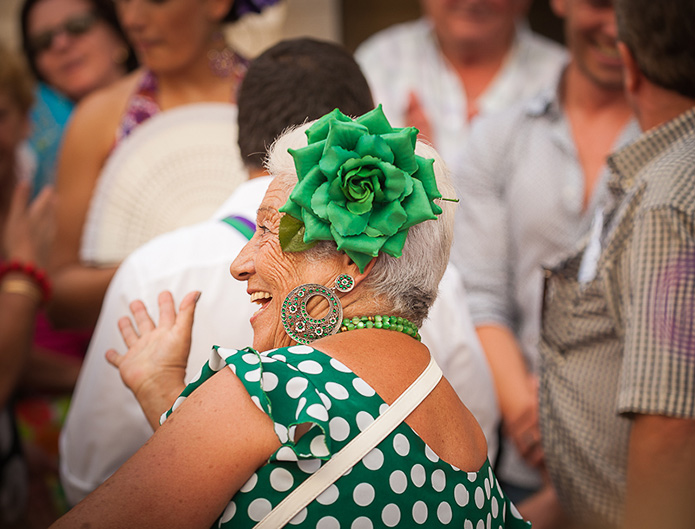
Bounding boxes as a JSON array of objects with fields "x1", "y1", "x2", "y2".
[{"x1": 278, "y1": 105, "x2": 443, "y2": 273}]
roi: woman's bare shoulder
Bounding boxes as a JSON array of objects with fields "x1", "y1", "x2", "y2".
[{"x1": 68, "y1": 69, "x2": 144, "y2": 134}]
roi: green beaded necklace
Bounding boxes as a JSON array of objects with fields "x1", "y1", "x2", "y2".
[{"x1": 339, "y1": 315, "x2": 421, "y2": 342}]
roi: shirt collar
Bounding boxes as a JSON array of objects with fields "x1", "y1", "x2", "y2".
[
  {"x1": 607, "y1": 106, "x2": 695, "y2": 194},
  {"x1": 524, "y1": 64, "x2": 568, "y2": 119}
]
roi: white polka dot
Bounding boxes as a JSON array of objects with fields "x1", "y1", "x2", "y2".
[
  {"x1": 410, "y1": 464, "x2": 426, "y2": 487},
  {"x1": 425, "y1": 445, "x2": 439, "y2": 463},
  {"x1": 286, "y1": 377, "x2": 308, "y2": 398},
  {"x1": 485, "y1": 477, "x2": 491, "y2": 499},
  {"x1": 275, "y1": 446, "x2": 298, "y2": 461},
  {"x1": 393, "y1": 433, "x2": 410, "y2": 456},
  {"x1": 491, "y1": 497, "x2": 499, "y2": 518},
  {"x1": 464, "y1": 520, "x2": 474, "y2": 529},
  {"x1": 389, "y1": 470, "x2": 407, "y2": 494},
  {"x1": 227, "y1": 363, "x2": 237, "y2": 375},
  {"x1": 454, "y1": 483, "x2": 470, "y2": 507},
  {"x1": 379, "y1": 403, "x2": 389, "y2": 415},
  {"x1": 298, "y1": 360, "x2": 323, "y2": 374},
  {"x1": 353, "y1": 482, "x2": 375, "y2": 506},
  {"x1": 272, "y1": 353, "x2": 286, "y2": 362},
  {"x1": 356, "y1": 411, "x2": 374, "y2": 431},
  {"x1": 306, "y1": 404, "x2": 329, "y2": 421},
  {"x1": 310, "y1": 434, "x2": 329, "y2": 457},
  {"x1": 476, "y1": 520, "x2": 485, "y2": 529},
  {"x1": 412, "y1": 500, "x2": 428, "y2": 524},
  {"x1": 171, "y1": 396, "x2": 185, "y2": 412},
  {"x1": 351, "y1": 516, "x2": 373, "y2": 529},
  {"x1": 316, "y1": 484, "x2": 340, "y2": 505},
  {"x1": 352, "y1": 378, "x2": 376, "y2": 397},
  {"x1": 330, "y1": 358, "x2": 351, "y2": 372},
  {"x1": 288, "y1": 507, "x2": 307, "y2": 525},
  {"x1": 431, "y1": 469, "x2": 446, "y2": 492},
  {"x1": 262, "y1": 371, "x2": 278, "y2": 391},
  {"x1": 475, "y1": 486, "x2": 485, "y2": 509},
  {"x1": 510, "y1": 501, "x2": 523, "y2": 519},
  {"x1": 382, "y1": 504, "x2": 401, "y2": 527},
  {"x1": 219, "y1": 500, "x2": 236, "y2": 523},
  {"x1": 488, "y1": 466, "x2": 494, "y2": 485},
  {"x1": 247, "y1": 498, "x2": 272, "y2": 521},
  {"x1": 362, "y1": 448, "x2": 384, "y2": 471},
  {"x1": 245, "y1": 368, "x2": 261, "y2": 382},
  {"x1": 242, "y1": 352, "x2": 260, "y2": 364},
  {"x1": 274, "y1": 423, "x2": 289, "y2": 443},
  {"x1": 437, "y1": 502, "x2": 452, "y2": 524},
  {"x1": 467, "y1": 472, "x2": 477, "y2": 482},
  {"x1": 297, "y1": 458, "x2": 321, "y2": 474},
  {"x1": 319, "y1": 392, "x2": 332, "y2": 410},
  {"x1": 325, "y1": 382, "x2": 349, "y2": 400},
  {"x1": 288, "y1": 345, "x2": 314, "y2": 354},
  {"x1": 269, "y1": 467, "x2": 293, "y2": 492},
  {"x1": 240, "y1": 473, "x2": 258, "y2": 492},
  {"x1": 295, "y1": 397, "x2": 307, "y2": 419},
  {"x1": 487, "y1": 512, "x2": 492, "y2": 529},
  {"x1": 317, "y1": 516, "x2": 340, "y2": 529},
  {"x1": 250, "y1": 395, "x2": 263, "y2": 411},
  {"x1": 188, "y1": 366, "x2": 204, "y2": 384},
  {"x1": 329, "y1": 417, "x2": 350, "y2": 442}
]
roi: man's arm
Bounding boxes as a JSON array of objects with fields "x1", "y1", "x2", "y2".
[{"x1": 623, "y1": 414, "x2": 695, "y2": 529}]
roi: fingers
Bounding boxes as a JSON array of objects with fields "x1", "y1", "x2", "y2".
[
  {"x1": 175, "y1": 290, "x2": 201, "y2": 333},
  {"x1": 105, "y1": 348, "x2": 122, "y2": 368},
  {"x1": 157, "y1": 291, "x2": 178, "y2": 327},
  {"x1": 118, "y1": 315, "x2": 140, "y2": 348},
  {"x1": 130, "y1": 298, "x2": 156, "y2": 333}
]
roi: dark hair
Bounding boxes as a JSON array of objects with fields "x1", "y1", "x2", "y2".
[
  {"x1": 616, "y1": 0, "x2": 695, "y2": 99},
  {"x1": 237, "y1": 38, "x2": 375, "y2": 170},
  {"x1": 20, "y1": 0, "x2": 138, "y2": 83}
]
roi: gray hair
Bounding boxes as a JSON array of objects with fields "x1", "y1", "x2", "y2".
[{"x1": 266, "y1": 123, "x2": 456, "y2": 327}]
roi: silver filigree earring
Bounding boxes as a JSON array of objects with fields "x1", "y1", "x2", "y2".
[{"x1": 281, "y1": 274, "x2": 355, "y2": 344}]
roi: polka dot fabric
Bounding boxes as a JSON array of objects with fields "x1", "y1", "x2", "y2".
[{"x1": 162, "y1": 346, "x2": 530, "y2": 528}]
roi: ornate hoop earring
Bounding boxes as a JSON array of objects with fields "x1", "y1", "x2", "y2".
[{"x1": 281, "y1": 275, "x2": 355, "y2": 344}]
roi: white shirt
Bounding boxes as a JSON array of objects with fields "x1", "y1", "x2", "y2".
[
  {"x1": 59, "y1": 176, "x2": 271, "y2": 505},
  {"x1": 355, "y1": 18, "x2": 568, "y2": 170},
  {"x1": 60, "y1": 177, "x2": 499, "y2": 505}
]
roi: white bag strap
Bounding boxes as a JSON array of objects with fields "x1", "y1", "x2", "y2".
[{"x1": 254, "y1": 356, "x2": 442, "y2": 529}]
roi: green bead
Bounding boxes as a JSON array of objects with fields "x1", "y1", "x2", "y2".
[
  {"x1": 375, "y1": 322, "x2": 382, "y2": 328},
  {"x1": 366, "y1": 321, "x2": 373, "y2": 328}
]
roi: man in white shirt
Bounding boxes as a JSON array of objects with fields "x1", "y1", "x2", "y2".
[{"x1": 355, "y1": 0, "x2": 567, "y2": 169}]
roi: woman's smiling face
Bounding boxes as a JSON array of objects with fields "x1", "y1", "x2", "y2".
[{"x1": 230, "y1": 178, "x2": 343, "y2": 352}]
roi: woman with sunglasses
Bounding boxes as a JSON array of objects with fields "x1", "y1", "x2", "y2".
[
  {"x1": 20, "y1": 0, "x2": 138, "y2": 194},
  {"x1": 46, "y1": 0, "x2": 277, "y2": 332}
]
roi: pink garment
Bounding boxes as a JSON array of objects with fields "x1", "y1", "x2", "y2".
[{"x1": 33, "y1": 311, "x2": 91, "y2": 359}]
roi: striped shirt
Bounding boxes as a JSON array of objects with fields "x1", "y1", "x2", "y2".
[{"x1": 539, "y1": 107, "x2": 695, "y2": 528}]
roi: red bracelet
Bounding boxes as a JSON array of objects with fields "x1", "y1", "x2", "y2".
[{"x1": 0, "y1": 260, "x2": 52, "y2": 304}]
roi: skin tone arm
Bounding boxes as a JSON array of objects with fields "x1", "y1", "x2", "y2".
[
  {"x1": 50, "y1": 365, "x2": 282, "y2": 529},
  {"x1": 476, "y1": 324, "x2": 544, "y2": 467},
  {"x1": 622, "y1": 414, "x2": 695, "y2": 529},
  {"x1": 0, "y1": 182, "x2": 55, "y2": 406},
  {"x1": 46, "y1": 84, "x2": 129, "y2": 330},
  {"x1": 50, "y1": 288, "x2": 282, "y2": 529}
]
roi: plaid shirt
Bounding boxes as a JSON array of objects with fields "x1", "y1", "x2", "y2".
[{"x1": 539, "y1": 107, "x2": 695, "y2": 528}]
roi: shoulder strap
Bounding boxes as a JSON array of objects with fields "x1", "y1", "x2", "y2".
[
  {"x1": 254, "y1": 356, "x2": 442, "y2": 529},
  {"x1": 222, "y1": 215, "x2": 255, "y2": 241}
]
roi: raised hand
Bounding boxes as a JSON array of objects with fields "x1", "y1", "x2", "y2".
[
  {"x1": 3, "y1": 181, "x2": 56, "y2": 266},
  {"x1": 106, "y1": 290, "x2": 201, "y2": 428}
]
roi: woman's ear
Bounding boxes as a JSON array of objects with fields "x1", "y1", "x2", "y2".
[{"x1": 339, "y1": 253, "x2": 376, "y2": 289}]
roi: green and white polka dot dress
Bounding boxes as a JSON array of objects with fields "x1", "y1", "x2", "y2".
[{"x1": 162, "y1": 345, "x2": 530, "y2": 529}]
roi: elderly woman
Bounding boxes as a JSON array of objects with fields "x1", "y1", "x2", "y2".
[{"x1": 51, "y1": 107, "x2": 528, "y2": 528}]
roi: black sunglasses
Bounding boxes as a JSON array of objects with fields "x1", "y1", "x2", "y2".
[{"x1": 29, "y1": 12, "x2": 100, "y2": 54}]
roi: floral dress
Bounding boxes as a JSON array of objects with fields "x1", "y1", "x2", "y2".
[{"x1": 162, "y1": 345, "x2": 530, "y2": 529}]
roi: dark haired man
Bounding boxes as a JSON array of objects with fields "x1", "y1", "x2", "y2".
[{"x1": 539, "y1": 0, "x2": 695, "y2": 527}]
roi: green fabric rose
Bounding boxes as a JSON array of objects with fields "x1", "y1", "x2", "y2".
[{"x1": 279, "y1": 105, "x2": 443, "y2": 272}]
